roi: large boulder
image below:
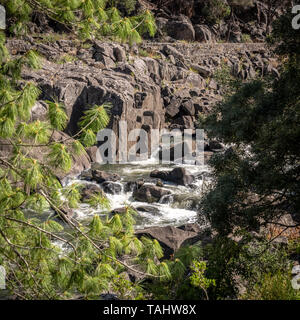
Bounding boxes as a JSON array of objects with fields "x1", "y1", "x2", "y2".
[
  {"x1": 79, "y1": 169, "x2": 93, "y2": 181},
  {"x1": 166, "y1": 16, "x2": 195, "y2": 41},
  {"x1": 150, "y1": 168, "x2": 194, "y2": 186},
  {"x1": 101, "y1": 181, "x2": 122, "y2": 195},
  {"x1": 178, "y1": 224, "x2": 213, "y2": 246},
  {"x1": 80, "y1": 183, "x2": 105, "y2": 202},
  {"x1": 132, "y1": 184, "x2": 171, "y2": 203},
  {"x1": 173, "y1": 115, "x2": 195, "y2": 129},
  {"x1": 191, "y1": 64, "x2": 212, "y2": 78},
  {"x1": 92, "y1": 41, "x2": 116, "y2": 68},
  {"x1": 165, "y1": 98, "x2": 181, "y2": 118},
  {"x1": 135, "y1": 205, "x2": 161, "y2": 216},
  {"x1": 180, "y1": 99, "x2": 195, "y2": 116},
  {"x1": 30, "y1": 101, "x2": 48, "y2": 121},
  {"x1": 194, "y1": 25, "x2": 215, "y2": 43},
  {"x1": 0, "y1": 130, "x2": 90, "y2": 182},
  {"x1": 135, "y1": 225, "x2": 201, "y2": 259},
  {"x1": 163, "y1": 45, "x2": 185, "y2": 61},
  {"x1": 113, "y1": 45, "x2": 127, "y2": 63},
  {"x1": 92, "y1": 170, "x2": 121, "y2": 184},
  {"x1": 0, "y1": 120, "x2": 91, "y2": 183},
  {"x1": 85, "y1": 146, "x2": 98, "y2": 163}
]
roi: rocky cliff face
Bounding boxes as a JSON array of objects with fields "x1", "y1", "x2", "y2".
[{"x1": 5, "y1": 36, "x2": 278, "y2": 177}]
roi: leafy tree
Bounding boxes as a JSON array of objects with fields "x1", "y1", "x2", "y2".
[
  {"x1": 189, "y1": 260, "x2": 215, "y2": 300},
  {"x1": 257, "y1": 0, "x2": 293, "y2": 35},
  {"x1": 226, "y1": 0, "x2": 254, "y2": 40},
  {"x1": 199, "y1": 7, "x2": 299, "y2": 243},
  {"x1": 203, "y1": 235, "x2": 293, "y2": 299},
  {"x1": 144, "y1": 243, "x2": 216, "y2": 300},
  {"x1": 201, "y1": 0, "x2": 231, "y2": 25},
  {"x1": 194, "y1": 9, "x2": 300, "y2": 300}
]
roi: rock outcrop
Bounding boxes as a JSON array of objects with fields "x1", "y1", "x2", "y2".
[
  {"x1": 132, "y1": 184, "x2": 171, "y2": 203},
  {"x1": 150, "y1": 167, "x2": 194, "y2": 186},
  {"x1": 135, "y1": 224, "x2": 201, "y2": 258},
  {"x1": 91, "y1": 170, "x2": 121, "y2": 184},
  {"x1": 80, "y1": 183, "x2": 105, "y2": 202},
  {"x1": 5, "y1": 38, "x2": 275, "y2": 170}
]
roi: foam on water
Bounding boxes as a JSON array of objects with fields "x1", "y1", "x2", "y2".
[{"x1": 66, "y1": 160, "x2": 211, "y2": 228}]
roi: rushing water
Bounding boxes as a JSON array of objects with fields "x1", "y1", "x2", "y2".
[
  {"x1": 0, "y1": 158, "x2": 212, "y2": 299},
  {"x1": 65, "y1": 157, "x2": 212, "y2": 229}
]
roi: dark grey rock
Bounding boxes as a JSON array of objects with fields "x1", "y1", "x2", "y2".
[
  {"x1": 92, "y1": 170, "x2": 121, "y2": 183},
  {"x1": 150, "y1": 167, "x2": 194, "y2": 186},
  {"x1": 133, "y1": 184, "x2": 171, "y2": 203},
  {"x1": 80, "y1": 183, "x2": 104, "y2": 202},
  {"x1": 101, "y1": 181, "x2": 122, "y2": 195},
  {"x1": 135, "y1": 225, "x2": 201, "y2": 259}
]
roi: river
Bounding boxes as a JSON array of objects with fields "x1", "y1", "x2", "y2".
[{"x1": 65, "y1": 157, "x2": 212, "y2": 229}]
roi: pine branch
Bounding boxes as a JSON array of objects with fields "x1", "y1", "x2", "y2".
[
  {"x1": 4, "y1": 216, "x2": 78, "y2": 261},
  {"x1": 39, "y1": 189, "x2": 163, "y2": 279}
]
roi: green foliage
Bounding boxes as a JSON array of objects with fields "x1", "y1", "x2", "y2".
[
  {"x1": 0, "y1": 22, "x2": 168, "y2": 299},
  {"x1": 241, "y1": 33, "x2": 252, "y2": 43},
  {"x1": 78, "y1": 104, "x2": 110, "y2": 146},
  {"x1": 201, "y1": 0, "x2": 231, "y2": 25},
  {"x1": 2, "y1": 0, "x2": 156, "y2": 43},
  {"x1": 212, "y1": 61, "x2": 238, "y2": 96},
  {"x1": 61, "y1": 183, "x2": 82, "y2": 209},
  {"x1": 144, "y1": 243, "x2": 210, "y2": 300},
  {"x1": 190, "y1": 260, "x2": 215, "y2": 299},
  {"x1": 203, "y1": 236, "x2": 292, "y2": 300},
  {"x1": 57, "y1": 54, "x2": 78, "y2": 64},
  {"x1": 197, "y1": 11, "x2": 300, "y2": 300},
  {"x1": 47, "y1": 101, "x2": 68, "y2": 131},
  {"x1": 243, "y1": 271, "x2": 300, "y2": 300},
  {"x1": 48, "y1": 143, "x2": 72, "y2": 172},
  {"x1": 200, "y1": 9, "x2": 300, "y2": 236},
  {"x1": 268, "y1": 10, "x2": 300, "y2": 57},
  {"x1": 203, "y1": 237, "x2": 241, "y2": 298}
]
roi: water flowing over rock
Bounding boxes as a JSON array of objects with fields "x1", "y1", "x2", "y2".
[
  {"x1": 124, "y1": 180, "x2": 145, "y2": 193},
  {"x1": 135, "y1": 205, "x2": 161, "y2": 216}
]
